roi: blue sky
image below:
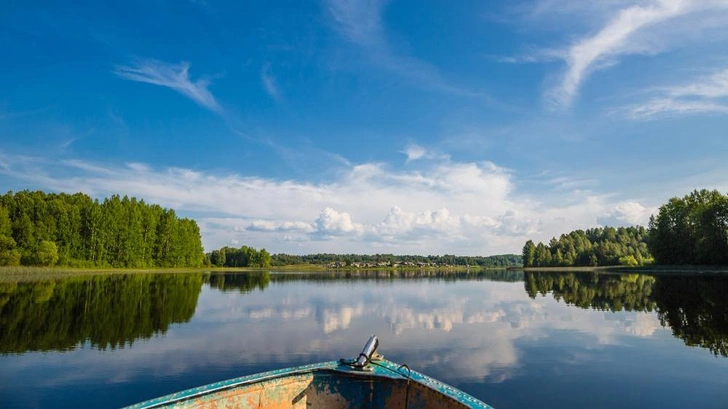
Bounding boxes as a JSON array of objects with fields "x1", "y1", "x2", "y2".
[{"x1": 2, "y1": 0, "x2": 728, "y2": 255}]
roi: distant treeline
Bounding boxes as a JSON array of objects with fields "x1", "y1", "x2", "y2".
[
  {"x1": 523, "y1": 226, "x2": 651, "y2": 267},
  {"x1": 649, "y1": 189, "x2": 728, "y2": 265},
  {"x1": 0, "y1": 190, "x2": 205, "y2": 268},
  {"x1": 204, "y1": 246, "x2": 522, "y2": 269},
  {"x1": 269, "y1": 253, "x2": 522, "y2": 268}
]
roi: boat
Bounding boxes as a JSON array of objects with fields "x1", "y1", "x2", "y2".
[{"x1": 123, "y1": 335, "x2": 494, "y2": 408}]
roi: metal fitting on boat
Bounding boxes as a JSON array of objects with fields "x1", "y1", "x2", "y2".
[{"x1": 353, "y1": 335, "x2": 379, "y2": 368}]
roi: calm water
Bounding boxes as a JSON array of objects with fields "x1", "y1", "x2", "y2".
[{"x1": 1, "y1": 270, "x2": 727, "y2": 409}]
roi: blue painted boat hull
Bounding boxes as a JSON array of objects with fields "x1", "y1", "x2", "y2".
[{"x1": 123, "y1": 359, "x2": 493, "y2": 409}]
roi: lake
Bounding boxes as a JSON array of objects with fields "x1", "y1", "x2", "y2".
[{"x1": 1, "y1": 270, "x2": 727, "y2": 408}]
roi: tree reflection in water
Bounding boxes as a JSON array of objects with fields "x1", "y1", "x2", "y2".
[
  {"x1": 525, "y1": 271, "x2": 728, "y2": 357},
  {"x1": 1, "y1": 270, "x2": 725, "y2": 358}
]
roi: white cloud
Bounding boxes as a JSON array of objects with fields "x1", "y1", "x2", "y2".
[
  {"x1": 0, "y1": 152, "x2": 660, "y2": 254},
  {"x1": 597, "y1": 201, "x2": 656, "y2": 226},
  {"x1": 260, "y1": 64, "x2": 281, "y2": 101},
  {"x1": 313, "y1": 207, "x2": 365, "y2": 237},
  {"x1": 623, "y1": 68, "x2": 728, "y2": 119},
  {"x1": 113, "y1": 59, "x2": 221, "y2": 113},
  {"x1": 403, "y1": 144, "x2": 426, "y2": 161},
  {"x1": 553, "y1": 1, "x2": 686, "y2": 106},
  {"x1": 247, "y1": 220, "x2": 315, "y2": 233},
  {"x1": 520, "y1": 0, "x2": 728, "y2": 107},
  {"x1": 402, "y1": 144, "x2": 449, "y2": 163},
  {"x1": 325, "y1": 0, "x2": 386, "y2": 48}
]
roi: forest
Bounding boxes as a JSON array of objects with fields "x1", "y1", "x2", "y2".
[
  {"x1": 648, "y1": 189, "x2": 728, "y2": 265},
  {"x1": 522, "y1": 226, "x2": 651, "y2": 267},
  {"x1": 0, "y1": 190, "x2": 205, "y2": 268}
]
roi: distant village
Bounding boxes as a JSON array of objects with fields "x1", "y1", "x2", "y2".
[{"x1": 326, "y1": 261, "x2": 458, "y2": 269}]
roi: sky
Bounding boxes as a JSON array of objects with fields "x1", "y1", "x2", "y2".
[{"x1": 1, "y1": 0, "x2": 728, "y2": 255}]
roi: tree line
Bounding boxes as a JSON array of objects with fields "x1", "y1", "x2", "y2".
[
  {"x1": 522, "y1": 226, "x2": 651, "y2": 267},
  {"x1": 522, "y1": 189, "x2": 728, "y2": 267},
  {"x1": 0, "y1": 190, "x2": 205, "y2": 268},
  {"x1": 648, "y1": 189, "x2": 728, "y2": 265}
]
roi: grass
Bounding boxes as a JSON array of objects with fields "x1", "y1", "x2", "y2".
[{"x1": 0, "y1": 266, "x2": 207, "y2": 283}]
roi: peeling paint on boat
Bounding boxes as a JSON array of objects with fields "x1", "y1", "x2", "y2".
[{"x1": 123, "y1": 359, "x2": 493, "y2": 409}]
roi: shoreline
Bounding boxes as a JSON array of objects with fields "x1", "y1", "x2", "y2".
[
  {"x1": 0, "y1": 264, "x2": 507, "y2": 282},
  {"x1": 522, "y1": 265, "x2": 728, "y2": 274},
  {"x1": 3, "y1": 263, "x2": 728, "y2": 283}
]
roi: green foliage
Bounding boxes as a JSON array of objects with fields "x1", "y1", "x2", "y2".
[
  {"x1": 207, "y1": 245, "x2": 271, "y2": 268},
  {"x1": 523, "y1": 226, "x2": 651, "y2": 267},
  {"x1": 0, "y1": 190, "x2": 205, "y2": 268},
  {"x1": 648, "y1": 189, "x2": 728, "y2": 265},
  {"x1": 28, "y1": 240, "x2": 59, "y2": 266},
  {"x1": 0, "y1": 235, "x2": 20, "y2": 266},
  {"x1": 619, "y1": 255, "x2": 639, "y2": 267}
]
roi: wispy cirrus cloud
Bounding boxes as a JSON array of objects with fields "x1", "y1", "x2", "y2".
[
  {"x1": 113, "y1": 59, "x2": 221, "y2": 113},
  {"x1": 551, "y1": 0, "x2": 689, "y2": 107},
  {"x1": 260, "y1": 64, "x2": 281, "y2": 102},
  {"x1": 323, "y1": 0, "x2": 482, "y2": 98},
  {"x1": 506, "y1": 1, "x2": 728, "y2": 107},
  {"x1": 621, "y1": 68, "x2": 728, "y2": 119}
]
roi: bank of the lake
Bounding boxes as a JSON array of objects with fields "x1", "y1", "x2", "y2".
[
  {"x1": 0, "y1": 264, "x2": 508, "y2": 283},
  {"x1": 523, "y1": 265, "x2": 728, "y2": 274}
]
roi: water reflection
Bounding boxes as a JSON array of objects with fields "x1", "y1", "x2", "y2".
[
  {"x1": 525, "y1": 271, "x2": 728, "y2": 356},
  {"x1": 0, "y1": 274, "x2": 203, "y2": 353},
  {"x1": 0, "y1": 270, "x2": 727, "y2": 409}
]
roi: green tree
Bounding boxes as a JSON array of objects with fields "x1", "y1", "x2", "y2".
[
  {"x1": 649, "y1": 189, "x2": 728, "y2": 265},
  {"x1": 522, "y1": 240, "x2": 536, "y2": 267}
]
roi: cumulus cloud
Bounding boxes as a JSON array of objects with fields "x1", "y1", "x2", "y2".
[
  {"x1": 0, "y1": 152, "x2": 658, "y2": 254},
  {"x1": 313, "y1": 207, "x2": 365, "y2": 237},
  {"x1": 597, "y1": 202, "x2": 656, "y2": 226},
  {"x1": 113, "y1": 59, "x2": 221, "y2": 113}
]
